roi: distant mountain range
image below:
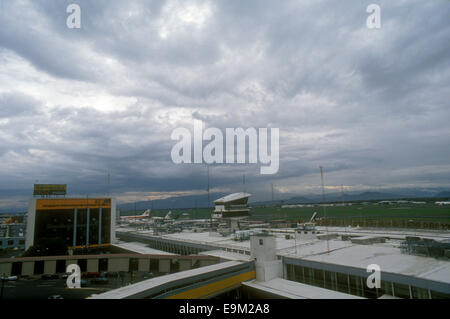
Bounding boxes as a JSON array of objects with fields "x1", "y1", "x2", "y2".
[
  {"x1": 117, "y1": 188, "x2": 450, "y2": 211},
  {"x1": 2, "y1": 188, "x2": 449, "y2": 214},
  {"x1": 118, "y1": 193, "x2": 229, "y2": 212}
]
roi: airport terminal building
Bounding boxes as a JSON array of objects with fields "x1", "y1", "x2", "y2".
[{"x1": 26, "y1": 198, "x2": 116, "y2": 251}]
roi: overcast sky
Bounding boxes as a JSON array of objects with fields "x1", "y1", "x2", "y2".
[{"x1": 0, "y1": 0, "x2": 449, "y2": 209}]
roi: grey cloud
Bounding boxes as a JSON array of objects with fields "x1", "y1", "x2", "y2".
[
  {"x1": 0, "y1": 93, "x2": 39, "y2": 118},
  {"x1": 0, "y1": 0, "x2": 449, "y2": 208}
]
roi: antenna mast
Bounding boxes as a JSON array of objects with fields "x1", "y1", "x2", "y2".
[
  {"x1": 107, "y1": 170, "x2": 110, "y2": 197},
  {"x1": 207, "y1": 165, "x2": 212, "y2": 235},
  {"x1": 271, "y1": 183, "x2": 274, "y2": 203},
  {"x1": 207, "y1": 165, "x2": 210, "y2": 207},
  {"x1": 320, "y1": 166, "x2": 330, "y2": 253}
]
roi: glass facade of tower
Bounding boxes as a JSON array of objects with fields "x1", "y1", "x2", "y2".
[{"x1": 32, "y1": 198, "x2": 113, "y2": 250}]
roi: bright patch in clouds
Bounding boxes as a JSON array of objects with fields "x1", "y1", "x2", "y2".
[{"x1": 158, "y1": 0, "x2": 213, "y2": 39}]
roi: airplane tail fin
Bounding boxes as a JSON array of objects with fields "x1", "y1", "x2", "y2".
[{"x1": 142, "y1": 209, "x2": 151, "y2": 217}]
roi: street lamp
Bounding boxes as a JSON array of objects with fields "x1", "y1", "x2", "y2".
[{"x1": 0, "y1": 273, "x2": 5, "y2": 299}]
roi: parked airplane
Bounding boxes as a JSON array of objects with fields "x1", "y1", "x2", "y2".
[
  {"x1": 121, "y1": 209, "x2": 151, "y2": 220},
  {"x1": 165, "y1": 210, "x2": 174, "y2": 220}
]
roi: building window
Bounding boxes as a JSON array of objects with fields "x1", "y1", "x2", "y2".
[
  {"x1": 411, "y1": 286, "x2": 430, "y2": 299},
  {"x1": 99, "y1": 258, "x2": 108, "y2": 272},
  {"x1": 430, "y1": 290, "x2": 450, "y2": 299},
  {"x1": 324, "y1": 271, "x2": 334, "y2": 290},
  {"x1": 55, "y1": 260, "x2": 66, "y2": 273},
  {"x1": 129, "y1": 258, "x2": 139, "y2": 272},
  {"x1": 349, "y1": 275, "x2": 363, "y2": 296},
  {"x1": 381, "y1": 281, "x2": 394, "y2": 297},
  {"x1": 259, "y1": 239, "x2": 263, "y2": 245},
  {"x1": 313, "y1": 269, "x2": 325, "y2": 288},
  {"x1": 393, "y1": 283, "x2": 411, "y2": 299},
  {"x1": 336, "y1": 273, "x2": 349, "y2": 293},
  {"x1": 304, "y1": 267, "x2": 313, "y2": 285},
  {"x1": 77, "y1": 259, "x2": 87, "y2": 273},
  {"x1": 34, "y1": 261, "x2": 44, "y2": 275}
]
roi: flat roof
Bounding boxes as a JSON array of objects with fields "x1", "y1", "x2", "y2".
[
  {"x1": 214, "y1": 193, "x2": 251, "y2": 204},
  {"x1": 113, "y1": 242, "x2": 175, "y2": 255},
  {"x1": 243, "y1": 278, "x2": 364, "y2": 299},
  {"x1": 160, "y1": 231, "x2": 297, "y2": 251},
  {"x1": 199, "y1": 250, "x2": 252, "y2": 262},
  {"x1": 90, "y1": 260, "x2": 243, "y2": 299},
  {"x1": 316, "y1": 226, "x2": 450, "y2": 241},
  {"x1": 118, "y1": 226, "x2": 450, "y2": 286},
  {"x1": 291, "y1": 244, "x2": 450, "y2": 285}
]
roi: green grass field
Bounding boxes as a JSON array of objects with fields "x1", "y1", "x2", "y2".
[
  {"x1": 122, "y1": 202, "x2": 450, "y2": 223},
  {"x1": 251, "y1": 204, "x2": 450, "y2": 222}
]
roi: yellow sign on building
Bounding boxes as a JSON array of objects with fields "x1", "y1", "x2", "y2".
[
  {"x1": 36, "y1": 198, "x2": 111, "y2": 210},
  {"x1": 33, "y1": 184, "x2": 67, "y2": 196}
]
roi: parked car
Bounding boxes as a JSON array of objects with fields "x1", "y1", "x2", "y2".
[
  {"x1": 105, "y1": 271, "x2": 120, "y2": 278},
  {"x1": 82, "y1": 272, "x2": 100, "y2": 278},
  {"x1": 1, "y1": 275, "x2": 18, "y2": 281},
  {"x1": 90, "y1": 277, "x2": 109, "y2": 285}
]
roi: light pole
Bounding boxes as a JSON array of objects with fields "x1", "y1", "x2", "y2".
[{"x1": 0, "y1": 273, "x2": 5, "y2": 299}]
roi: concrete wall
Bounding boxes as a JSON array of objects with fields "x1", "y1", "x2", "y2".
[
  {"x1": 108, "y1": 258, "x2": 129, "y2": 272},
  {"x1": 44, "y1": 260, "x2": 56, "y2": 274},
  {"x1": 110, "y1": 198, "x2": 117, "y2": 244},
  {"x1": 138, "y1": 259, "x2": 150, "y2": 272},
  {"x1": 199, "y1": 259, "x2": 217, "y2": 267},
  {"x1": 179, "y1": 259, "x2": 192, "y2": 272},
  {"x1": 0, "y1": 255, "x2": 217, "y2": 277},
  {"x1": 0, "y1": 262, "x2": 12, "y2": 276},
  {"x1": 159, "y1": 259, "x2": 171, "y2": 273},
  {"x1": 25, "y1": 198, "x2": 37, "y2": 250},
  {"x1": 22, "y1": 261, "x2": 34, "y2": 276},
  {"x1": 251, "y1": 235, "x2": 276, "y2": 262},
  {"x1": 87, "y1": 259, "x2": 99, "y2": 272},
  {"x1": 255, "y1": 260, "x2": 282, "y2": 282}
]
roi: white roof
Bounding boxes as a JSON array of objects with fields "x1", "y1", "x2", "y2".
[
  {"x1": 199, "y1": 250, "x2": 252, "y2": 261},
  {"x1": 117, "y1": 226, "x2": 450, "y2": 285},
  {"x1": 243, "y1": 278, "x2": 364, "y2": 299},
  {"x1": 113, "y1": 242, "x2": 175, "y2": 255},
  {"x1": 214, "y1": 193, "x2": 251, "y2": 204},
  {"x1": 296, "y1": 244, "x2": 450, "y2": 284},
  {"x1": 90, "y1": 261, "x2": 243, "y2": 299}
]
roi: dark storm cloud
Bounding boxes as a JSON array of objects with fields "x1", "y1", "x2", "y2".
[{"x1": 0, "y1": 0, "x2": 449, "y2": 208}]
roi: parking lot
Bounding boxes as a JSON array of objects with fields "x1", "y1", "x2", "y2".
[{"x1": 0, "y1": 271, "x2": 158, "y2": 299}]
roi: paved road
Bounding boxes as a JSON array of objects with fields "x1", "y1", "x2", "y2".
[
  {"x1": 1, "y1": 278, "x2": 100, "y2": 299},
  {"x1": 1, "y1": 273, "x2": 156, "y2": 299}
]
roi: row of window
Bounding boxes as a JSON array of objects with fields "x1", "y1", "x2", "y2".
[
  {"x1": 285, "y1": 264, "x2": 449, "y2": 299},
  {"x1": 146, "y1": 240, "x2": 205, "y2": 255},
  {"x1": 9, "y1": 258, "x2": 179, "y2": 276},
  {"x1": 0, "y1": 239, "x2": 25, "y2": 248}
]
